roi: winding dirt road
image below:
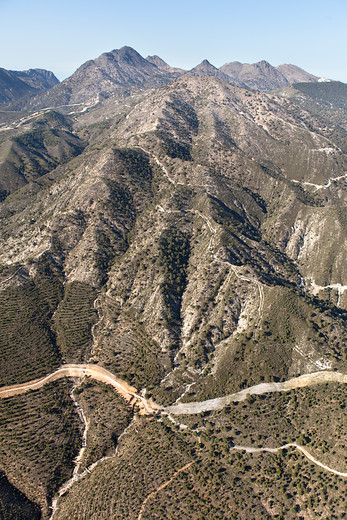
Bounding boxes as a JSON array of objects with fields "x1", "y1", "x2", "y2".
[
  {"x1": 1, "y1": 366, "x2": 346, "y2": 416},
  {"x1": 292, "y1": 172, "x2": 347, "y2": 191},
  {"x1": 1, "y1": 361, "x2": 346, "y2": 520}
]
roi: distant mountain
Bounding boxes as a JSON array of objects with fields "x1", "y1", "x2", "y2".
[
  {"x1": 12, "y1": 69, "x2": 59, "y2": 90},
  {"x1": 220, "y1": 60, "x2": 289, "y2": 91},
  {"x1": 220, "y1": 60, "x2": 322, "y2": 91},
  {"x1": 188, "y1": 59, "x2": 321, "y2": 92},
  {"x1": 276, "y1": 64, "x2": 319, "y2": 84},
  {"x1": 0, "y1": 68, "x2": 59, "y2": 106},
  {"x1": 24, "y1": 46, "x2": 183, "y2": 110},
  {"x1": 146, "y1": 55, "x2": 185, "y2": 74},
  {"x1": 188, "y1": 59, "x2": 246, "y2": 87},
  {"x1": 1, "y1": 49, "x2": 329, "y2": 112}
]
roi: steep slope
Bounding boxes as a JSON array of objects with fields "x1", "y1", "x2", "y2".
[
  {"x1": 0, "y1": 74, "x2": 346, "y2": 519},
  {"x1": 276, "y1": 81, "x2": 347, "y2": 152},
  {"x1": 1, "y1": 75, "x2": 345, "y2": 384},
  {"x1": 12, "y1": 68, "x2": 59, "y2": 90},
  {"x1": 220, "y1": 60, "x2": 321, "y2": 91},
  {"x1": 0, "y1": 68, "x2": 37, "y2": 105},
  {"x1": 0, "y1": 111, "x2": 85, "y2": 197}
]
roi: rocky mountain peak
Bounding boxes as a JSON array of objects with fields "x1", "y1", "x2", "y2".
[
  {"x1": 255, "y1": 60, "x2": 272, "y2": 69},
  {"x1": 111, "y1": 45, "x2": 148, "y2": 65},
  {"x1": 0, "y1": 67, "x2": 59, "y2": 106},
  {"x1": 191, "y1": 59, "x2": 218, "y2": 72}
]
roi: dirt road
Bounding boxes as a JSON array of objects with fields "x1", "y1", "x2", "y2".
[{"x1": 166, "y1": 370, "x2": 347, "y2": 415}]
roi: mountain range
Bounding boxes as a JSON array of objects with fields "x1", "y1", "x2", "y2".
[
  {"x1": 0, "y1": 46, "x2": 330, "y2": 111},
  {"x1": 0, "y1": 46, "x2": 345, "y2": 520}
]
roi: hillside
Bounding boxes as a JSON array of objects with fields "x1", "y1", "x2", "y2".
[
  {"x1": 276, "y1": 64, "x2": 319, "y2": 84},
  {"x1": 0, "y1": 111, "x2": 85, "y2": 196},
  {"x1": 0, "y1": 64, "x2": 346, "y2": 519},
  {"x1": 276, "y1": 81, "x2": 347, "y2": 152}
]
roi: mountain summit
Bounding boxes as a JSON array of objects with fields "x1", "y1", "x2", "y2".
[
  {"x1": 24, "y1": 46, "x2": 182, "y2": 110},
  {"x1": 276, "y1": 63, "x2": 320, "y2": 84},
  {"x1": 220, "y1": 59, "x2": 288, "y2": 90},
  {"x1": 146, "y1": 54, "x2": 185, "y2": 74},
  {"x1": 2, "y1": 47, "x2": 327, "y2": 112}
]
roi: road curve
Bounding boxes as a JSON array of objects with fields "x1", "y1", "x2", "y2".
[
  {"x1": 1, "y1": 364, "x2": 346, "y2": 495},
  {"x1": 0, "y1": 364, "x2": 137, "y2": 401}
]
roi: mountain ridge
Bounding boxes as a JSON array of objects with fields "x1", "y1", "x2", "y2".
[{"x1": 0, "y1": 46, "x2": 333, "y2": 114}]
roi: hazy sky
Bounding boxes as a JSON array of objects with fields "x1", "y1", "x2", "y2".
[{"x1": 0, "y1": 0, "x2": 346, "y2": 81}]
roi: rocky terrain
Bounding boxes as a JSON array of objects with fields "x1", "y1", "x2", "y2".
[{"x1": 0, "y1": 48, "x2": 346, "y2": 519}]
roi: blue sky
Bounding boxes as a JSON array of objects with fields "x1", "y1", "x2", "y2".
[{"x1": 0, "y1": 0, "x2": 346, "y2": 81}]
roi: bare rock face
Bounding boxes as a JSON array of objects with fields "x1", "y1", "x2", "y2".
[
  {"x1": 13, "y1": 68, "x2": 59, "y2": 90},
  {"x1": 146, "y1": 54, "x2": 185, "y2": 74},
  {"x1": 220, "y1": 60, "x2": 322, "y2": 91}
]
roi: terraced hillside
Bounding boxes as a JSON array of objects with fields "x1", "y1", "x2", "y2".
[
  {"x1": 0, "y1": 73, "x2": 346, "y2": 519},
  {"x1": 0, "y1": 380, "x2": 81, "y2": 518}
]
